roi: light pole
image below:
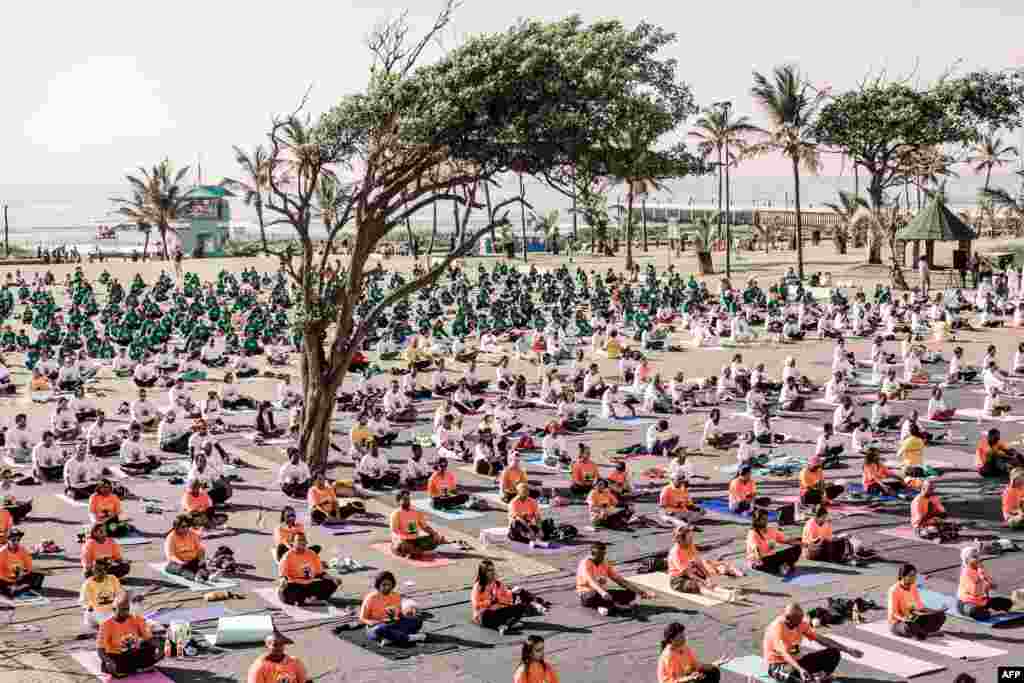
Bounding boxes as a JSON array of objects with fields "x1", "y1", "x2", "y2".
[{"x1": 715, "y1": 101, "x2": 733, "y2": 279}]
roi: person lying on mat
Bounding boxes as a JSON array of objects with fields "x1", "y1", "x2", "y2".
[
  {"x1": 976, "y1": 428, "x2": 1024, "y2": 478},
  {"x1": 80, "y1": 557, "x2": 123, "y2": 630},
  {"x1": 728, "y1": 466, "x2": 769, "y2": 514},
  {"x1": 957, "y1": 546, "x2": 1014, "y2": 621},
  {"x1": 702, "y1": 409, "x2": 737, "y2": 449},
  {"x1": 246, "y1": 631, "x2": 309, "y2": 683},
  {"x1": 798, "y1": 457, "x2": 844, "y2": 507},
  {"x1": 668, "y1": 524, "x2": 743, "y2": 601},
  {"x1": 277, "y1": 531, "x2": 339, "y2": 607},
  {"x1": 862, "y1": 451, "x2": 904, "y2": 497},
  {"x1": 34, "y1": 430, "x2": 66, "y2": 483},
  {"x1": 587, "y1": 479, "x2": 634, "y2": 530},
  {"x1": 658, "y1": 621, "x2": 723, "y2": 683},
  {"x1": 660, "y1": 473, "x2": 704, "y2": 525},
  {"x1": 279, "y1": 448, "x2": 312, "y2": 500},
  {"x1": 359, "y1": 570, "x2": 426, "y2": 646},
  {"x1": 427, "y1": 458, "x2": 470, "y2": 510},
  {"x1": 61, "y1": 442, "x2": 97, "y2": 497},
  {"x1": 182, "y1": 479, "x2": 228, "y2": 530},
  {"x1": 763, "y1": 603, "x2": 860, "y2": 683},
  {"x1": 508, "y1": 482, "x2": 555, "y2": 547},
  {"x1": 801, "y1": 505, "x2": 856, "y2": 565},
  {"x1": 164, "y1": 514, "x2": 210, "y2": 583},
  {"x1": 390, "y1": 489, "x2": 449, "y2": 558},
  {"x1": 514, "y1": 635, "x2": 558, "y2": 683},
  {"x1": 1004, "y1": 468, "x2": 1024, "y2": 528},
  {"x1": 888, "y1": 563, "x2": 946, "y2": 640},
  {"x1": 89, "y1": 479, "x2": 129, "y2": 537},
  {"x1": 910, "y1": 480, "x2": 957, "y2": 542},
  {"x1": 746, "y1": 510, "x2": 802, "y2": 576},
  {"x1": 0, "y1": 528, "x2": 45, "y2": 597},
  {"x1": 96, "y1": 593, "x2": 164, "y2": 678},
  {"x1": 570, "y1": 446, "x2": 599, "y2": 496},
  {"x1": 576, "y1": 542, "x2": 652, "y2": 616},
  {"x1": 82, "y1": 522, "x2": 131, "y2": 578},
  {"x1": 472, "y1": 559, "x2": 550, "y2": 634},
  {"x1": 307, "y1": 472, "x2": 360, "y2": 526}
]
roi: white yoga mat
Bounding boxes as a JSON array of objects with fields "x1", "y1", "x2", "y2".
[
  {"x1": 625, "y1": 572, "x2": 726, "y2": 606},
  {"x1": 804, "y1": 634, "x2": 945, "y2": 678},
  {"x1": 955, "y1": 408, "x2": 1024, "y2": 423},
  {"x1": 856, "y1": 620, "x2": 1007, "y2": 659},
  {"x1": 149, "y1": 563, "x2": 239, "y2": 592},
  {"x1": 254, "y1": 587, "x2": 335, "y2": 622}
]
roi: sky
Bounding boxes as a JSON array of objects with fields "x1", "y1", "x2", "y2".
[{"x1": 5, "y1": 0, "x2": 1024, "y2": 187}]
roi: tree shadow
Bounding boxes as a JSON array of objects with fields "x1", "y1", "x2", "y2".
[{"x1": 158, "y1": 666, "x2": 238, "y2": 683}]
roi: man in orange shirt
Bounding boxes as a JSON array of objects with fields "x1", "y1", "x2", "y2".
[
  {"x1": 659, "y1": 473, "x2": 704, "y2": 525},
  {"x1": 427, "y1": 458, "x2": 469, "y2": 510},
  {"x1": 0, "y1": 528, "x2": 44, "y2": 597},
  {"x1": 182, "y1": 479, "x2": 228, "y2": 529},
  {"x1": 81, "y1": 523, "x2": 130, "y2": 578},
  {"x1": 89, "y1": 479, "x2": 129, "y2": 537},
  {"x1": 499, "y1": 454, "x2": 536, "y2": 502},
  {"x1": 278, "y1": 532, "x2": 339, "y2": 606},
  {"x1": 306, "y1": 472, "x2": 360, "y2": 525},
  {"x1": 163, "y1": 514, "x2": 209, "y2": 583},
  {"x1": 390, "y1": 490, "x2": 447, "y2": 558},
  {"x1": 587, "y1": 479, "x2": 633, "y2": 529},
  {"x1": 247, "y1": 631, "x2": 310, "y2": 683},
  {"x1": 1003, "y1": 468, "x2": 1024, "y2": 528},
  {"x1": 798, "y1": 457, "x2": 844, "y2": 507},
  {"x1": 96, "y1": 593, "x2": 163, "y2": 677},
  {"x1": 763, "y1": 603, "x2": 859, "y2": 682},
  {"x1": 576, "y1": 542, "x2": 651, "y2": 616},
  {"x1": 569, "y1": 448, "x2": 599, "y2": 497},
  {"x1": 507, "y1": 482, "x2": 555, "y2": 547},
  {"x1": 975, "y1": 428, "x2": 1024, "y2": 478},
  {"x1": 910, "y1": 480, "x2": 956, "y2": 541}
]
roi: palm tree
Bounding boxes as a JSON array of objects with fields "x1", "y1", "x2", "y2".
[
  {"x1": 750, "y1": 64, "x2": 826, "y2": 280},
  {"x1": 111, "y1": 159, "x2": 193, "y2": 259},
  {"x1": 823, "y1": 190, "x2": 870, "y2": 255},
  {"x1": 607, "y1": 123, "x2": 672, "y2": 270},
  {"x1": 221, "y1": 145, "x2": 286, "y2": 244},
  {"x1": 969, "y1": 131, "x2": 1019, "y2": 191},
  {"x1": 691, "y1": 213, "x2": 718, "y2": 275},
  {"x1": 531, "y1": 209, "x2": 560, "y2": 252},
  {"x1": 688, "y1": 108, "x2": 758, "y2": 250}
]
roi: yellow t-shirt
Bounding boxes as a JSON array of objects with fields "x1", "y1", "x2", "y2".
[
  {"x1": 605, "y1": 339, "x2": 623, "y2": 360},
  {"x1": 899, "y1": 436, "x2": 925, "y2": 467},
  {"x1": 80, "y1": 574, "x2": 122, "y2": 613}
]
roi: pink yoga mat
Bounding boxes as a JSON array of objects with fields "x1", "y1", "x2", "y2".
[
  {"x1": 368, "y1": 543, "x2": 454, "y2": 568},
  {"x1": 71, "y1": 650, "x2": 172, "y2": 682},
  {"x1": 877, "y1": 526, "x2": 971, "y2": 547}
]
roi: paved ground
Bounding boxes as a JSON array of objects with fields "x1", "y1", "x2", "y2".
[{"x1": 2, "y1": 243, "x2": 1023, "y2": 683}]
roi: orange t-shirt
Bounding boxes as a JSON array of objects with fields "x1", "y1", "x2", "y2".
[
  {"x1": 910, "y1": 495, "x2": 945, "y2": 528},
  {"x1": 508, "y1": 496, "x2": 540, "y2": 523},
  {"x1": 799, "y1": 468, "x2": 822, "y2": 494},
  {"x1": 862, "y1": 462, "x2": 891, "y2": 488},
  {"x1": 390, "y1": 508, "x2": 425, "y2": 541},
  {"x1": 0, "y1": 510, "x2": 11, "y2": 537},
  {"x1": 247, "y1": 654, "x2": 309, "y2": 683},
  {"x1": 471, "y1": 580, "x2": 514, "y2": 621},
  {"x1": 514, "y1": 662, "x2": 560, "y2": 683},
  {"x1": 575, "y1": 558, "x2": 618, "y2": 593},
  {"x1": 81, "y1": 537, "x2": 123, "y2": 569},
  {"x1": 500, "y1": 467, "x2": 528, "y2": 495},
  {"x1": 274, "y1": 523, "x2": 306, "y2": 547},
  {"x1": 607, "y1": 469, "x2": 627, "y2": 488},
  {"x1": 667, "y1": 542, "x2": 698, "y2": 578},
  {"x1": 0, "y1": 546, "x2": 32, "y2": 582},
  {"x1": 427, "y1": 471, "x2": 457, "y2": 498},
  {"x1": 658, "y1": 645, "x2": 699, "y2": 683},
  {"x1": 1003, "y1": 486, "x2": 1023, "y2": 521},
  {"x1": 659, "y1": 484, "x2": 691, "y2": 511},
  {"x1": 359, "y1": 590, "x2": 402, "y2": 623},
  {"x1": 801, "y1": 518, "x2": 832, "y2": 544},
  {"x1": 307, "y1": 485, "x2": 337, "y2": 510},
  {"x1": 957, "y1": 566, "x2": 991, "y2": 606},
  {"x1": 182, "y1": 490, "x2": 213, "y2": 514},
  {"x1": 279, "y1": 548, "x2": 323, "y2": 584},
  {"x1": 729, "y1": 478, "x2": 755, "y2": 506},
  {"x1": 975, "y1": 439, "x2": 1008, "y2": 470},
  {"x1": 762, "y1": 615, "x2": 817, "y2": 665},
  {"x1": 164, "y1": 529, "x2": 203, "y2": 563},
  {"x1": 887, "y1": 582, "x2": 924, "y2": 623},
  {"x1": 97, "y1": 615, "x2": 152, "y2": 654},
  {"x1": 746, "y1": 527, "x2": 786, "y2": 563},
  {"x1": 89, "y1": 493, "x2": 122, "y2": 520},
  {"x1": 586, "y1": 488, "x2": 618, "y2": 510},
  {"x1": 571, "y1": 461, "x2": 599, "y2": 486}
]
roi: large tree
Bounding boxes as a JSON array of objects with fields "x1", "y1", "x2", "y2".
[
  {"x1": 814, "y1": 69, "x2": 1024, "y2": 283},
  {"x1": 968, "y1": 130, "x2": 1018, "y2": 191},
  {"x1": 243, "y1": 7, "x2": 702, "y2": 470}
]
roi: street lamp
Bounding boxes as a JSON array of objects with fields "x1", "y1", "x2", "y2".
[{"x1": 714, "y1": 100, "x2": 733, "y2": 279}]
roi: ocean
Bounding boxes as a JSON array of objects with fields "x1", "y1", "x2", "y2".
[{"x1": 1, "y1": 173, "x2": 1019, "y2": 252}]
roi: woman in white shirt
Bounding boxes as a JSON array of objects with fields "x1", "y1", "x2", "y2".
[
  {"x1": 158, "y1": 411, "x2": 191, "y2": 454},
  {"x1": 85, "y1": 412, "x2": 120, "y2": 458},
  {"x1": 356, "y1": 443, "x2": 399, "y2": 489},
  {"x1": 233, "y1": 353, "x2": 258, "y2": 379},
  {"x1": 132, "y1": 358, "x2": 158, "y2": 388},
  {"x1": 703, "y1": 408, "x2": 737, "y2": 449},
  {"x1": 778, "y1": 377, "x2": 804, "y2": 412},
  {"x1": 51, "y1": 398, "x2": 81, "y2": 442},
  {"x1": 119, "y1": 428, "x2": 159, "y2": 474}
]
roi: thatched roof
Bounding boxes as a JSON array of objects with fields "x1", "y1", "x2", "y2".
[{"x1": 896, "y1": 199, "x2": 976, "y2": 242}]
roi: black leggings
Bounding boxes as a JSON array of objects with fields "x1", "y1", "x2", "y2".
[
  {"x1": 0, "y1": 572, "x2": 44, "y2": 597},
  {"x1": 121, "y1": 459, "x2": 160, "y2": 475},
  {"x1": 578, "y1": 588, "x2": 636, "y2": 612},
  {"x1": 508, "y1": 518, "x2": 555, "y2": 543},
  {"x1": 768, "y1": 648, "x2": 840, "y2": 683},
  {"x1": 957, "y1": 597, "x2": 1013, "y2": 621},
  {"x1": 85, "y1": 560, "x2": 132, "y2": 578},
  {"x1": 431, "y1": 493, "x2": 469, "y2": 510},
  {"x1": 279, "y1": 578, "x2": 337, "y2": 605},
  {"x1": 360, "y1": 472, "x2": 400, "y2": 489},
  {"x1": 891, "y1": 611, "x2": 946, "y2": 638},
  {"x1": 100, "y1": 642, "x2": 162, "y2": 677},
  {"x1": 281, "y1": 480, "x2": 311, "y2": 499},
  {"x1": 752, "y1": 545, "x2": 802, "y2": 575},
  {"x1": 479, "y1": 604, "x2": 530, "y2": 630},
  {"x1": 800, "y1": 485, "x2": 845, "y2": 506}
]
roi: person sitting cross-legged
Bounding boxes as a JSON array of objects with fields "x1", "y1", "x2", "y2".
[
  {"x1": 910, "y1": 480, "x2": 957, "y2": 542},
  {"x1": 389, "y1": 490, "x2": 449, "y2": 558},
  {"x1": 471, "y1": 559, "x2": 550, "y2": 635},
  {"x1": 763, "y1": 603, "x2": 861, "y2": 683},
  {"x1": 576, "y1": 542, "x2": 652, "y2": 616},
  {"x1": 182, "y1": 479, "x2": 228, "y2": 530},
  {"x1": 798, "y1": 457, "x2": 844, "y2": 507},
  {"x1": 801, "y1": 505, "x2": 853, "y2": 565},
  {"x1": 89, "y1": 479, "x2": 130, "y2": 538},
  {"x1": 587, "y1": 479, "x2": 633, "y2": 530},
  {"x1": 507, "y1": 482, "x2": 555, "y2": 547},
  {"x1": 659, "y1": 473, "x2": 704, "y2": 526},
  {"x1": 79, "y1": 558, "x2": 123, "y2": 631},
  {"x1": 274, "y1": 506, "x2": 321, "y2": 562},
  {"x1": 306, "y1": 472, "x2": 362, "y2": 526},
  {"x1": 0, "y1": 528, "x2": 45, "y2": 598},
  {"x1": 359, "y1": 570, "x2": 426, "y2": 646},
  {"x1": 96, "y1": 593, "x2": 164, "y2": 678},
  {"x1": 957, "y1": 546, "x2": 1014, "y2": 621},
  {"x1": 278, "y1": 448, "x2": 312, "y2": 500},
  {"x1": 888, "y1": 563, "x2": 945, "y2": 640},
  {"x1": 746, "y1": 510, "x2": 802, "y2": 577},
  {"x1": 658, "y1": 622, "x2": 723, "y2": 683},
  {"x1": 427, "y1": 458, "x2": 469, "y2": 510},
  {"x1": 1004, "y1": 468, "x2": 1024, "y2": 529},
  {"x1": 81, "y1": 523, "x2": 131, "y2": 578},
  {"x1": 277, "y1": 531, "x2": 339, "y2": 606},
  {"x1": 667, "y1": 524, "x2": 743, "y2": 601},
  {"x1": 163, "y1": 514, "x2": 209, "y2": 583}
]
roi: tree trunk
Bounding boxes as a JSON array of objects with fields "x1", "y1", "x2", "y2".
[
  {"x1": 302, "y1": 380, "x2": 338, "y2": 472},
  {"x1": 428, "y1": 195, "x2": 438, "y2": 263},
  {"x1": 984, "y1": 166, "x2": 992, "y2": 192},
  {"x1": 716, "y1": 147, "x2": 724, "y2": 242},
  {"x1": 519, "y1": 174, "x2": 528, "y2": 262},
  {"x1": 697, "y1": 250, "x2": 714, "y2": 275},
  {"x1": 405, "y1": 217, "x2": 415, "y2": 261},
  {"x1": 792, "y1": 157, "x2": 804, "y2": 280},
  {"x1": 159, "y1": 224, "x2": 170, "y2": 260},
  {"x1": 625, "y1": 188, "x2": 635, "y2": 270},
  {"x1": 641, "y1": 195, "x2": 648, "y2": 252},
  {"x1": 141, "y1": 229, "x2": 150, "y2": 258},
  {"x1": 571, "y1": 169, "x2": 578, "y2": 240},
  {"x1": 484, "y1": 181, "x2": 495, "y2": 247}
]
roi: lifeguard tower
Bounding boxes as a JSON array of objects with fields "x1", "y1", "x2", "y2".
[{"x1": 174, "y1": 185, "x2": 235, "y2": 257}]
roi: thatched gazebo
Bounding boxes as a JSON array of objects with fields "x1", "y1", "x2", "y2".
[{"x1": 895, "y1": 198, "x2": 976, "y2": 269}]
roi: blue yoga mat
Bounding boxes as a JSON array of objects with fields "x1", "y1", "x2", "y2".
[
  {"x1": 782, "y1": 570, "x2": 840, "y2": 587},
  {"x1": 721, "y1": 655, "x2": 772, "y2": 683},
  {"x1": 700, "y1": 497, "x2": 779, "y2": 522},
  {"x1": 844, "y1": 483, "x2": 899, "y2": 502},
  {"x1": 918, "y1": 587, "x2": 1024, "y2": 626},
  {"x1": 145, "y1": 605, "x2": 229, "y2": 624}
]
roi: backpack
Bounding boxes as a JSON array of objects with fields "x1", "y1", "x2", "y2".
[
  {"x1": 554, "y1": 524, "x2": 578, "y2": 541},
  {"x1": 209, "y1": 546, "x2": 236, "y2": 573}
]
